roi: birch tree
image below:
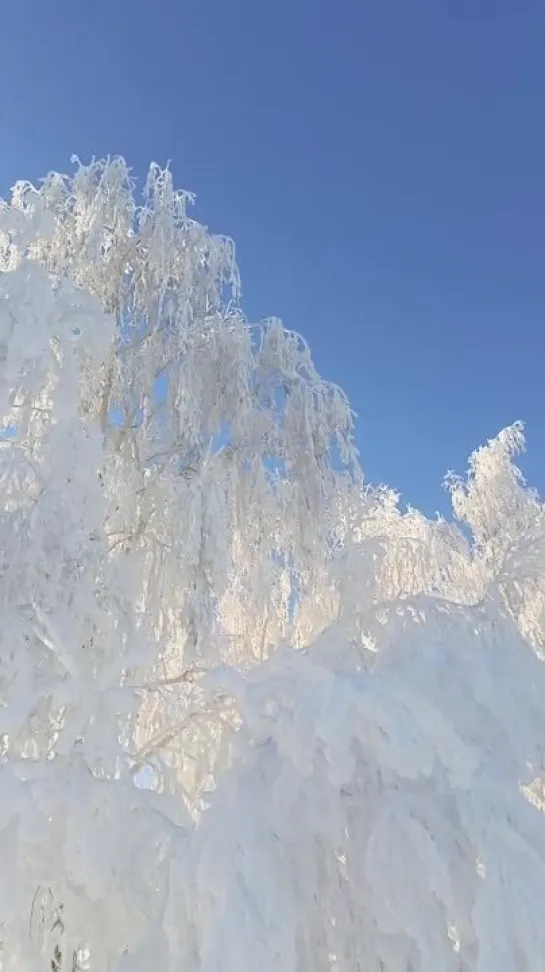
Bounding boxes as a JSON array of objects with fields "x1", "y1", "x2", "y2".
[{"x1": 2, "y1": 157, "x2": 545, "y2": 971}]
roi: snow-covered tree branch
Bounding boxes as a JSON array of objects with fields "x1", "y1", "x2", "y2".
[{"x1": 1, "y1": 157, "x2": 545, "y2": 970}]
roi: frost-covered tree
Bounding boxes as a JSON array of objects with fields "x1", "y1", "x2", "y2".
[
  {"x1": 446, "y1": 422, "x2": 545, "y2": 654},
  {"x1": 1, "y1": 157, "x2": 359, "y2": 806},
  {"x1": 0, "y1": 197, "x2": 187, "y2": 971},
  {"x1": 0, "y1": 156, "x2": 357, "y2": 966},
  {"x1": 189, "y1": 597, "x2": 545, "y2": 972},
  {"x1": 1, "y1": 157, "x2": 545, "y2": 971}
]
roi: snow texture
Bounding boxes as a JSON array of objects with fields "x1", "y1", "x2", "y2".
[{"x1": 1, "y1": 158, "x2": 545, "y2": 971}]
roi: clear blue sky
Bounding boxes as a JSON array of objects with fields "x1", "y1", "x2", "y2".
[{"x1": 2, "y1": 0, "x2": 544, "y2": 514}]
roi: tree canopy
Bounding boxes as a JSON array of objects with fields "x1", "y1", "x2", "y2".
[{"x1": 1, "y1": 158, "x2": 545, "y2": 971}]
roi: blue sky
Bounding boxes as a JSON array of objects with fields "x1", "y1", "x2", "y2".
[{"x1": 2, "y1": 0, "x2": 544, "y2": 514}]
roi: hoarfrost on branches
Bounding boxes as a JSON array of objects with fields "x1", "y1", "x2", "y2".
[{"x1": 1, "y1": 157, "x2": 545, "y2": 971}]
